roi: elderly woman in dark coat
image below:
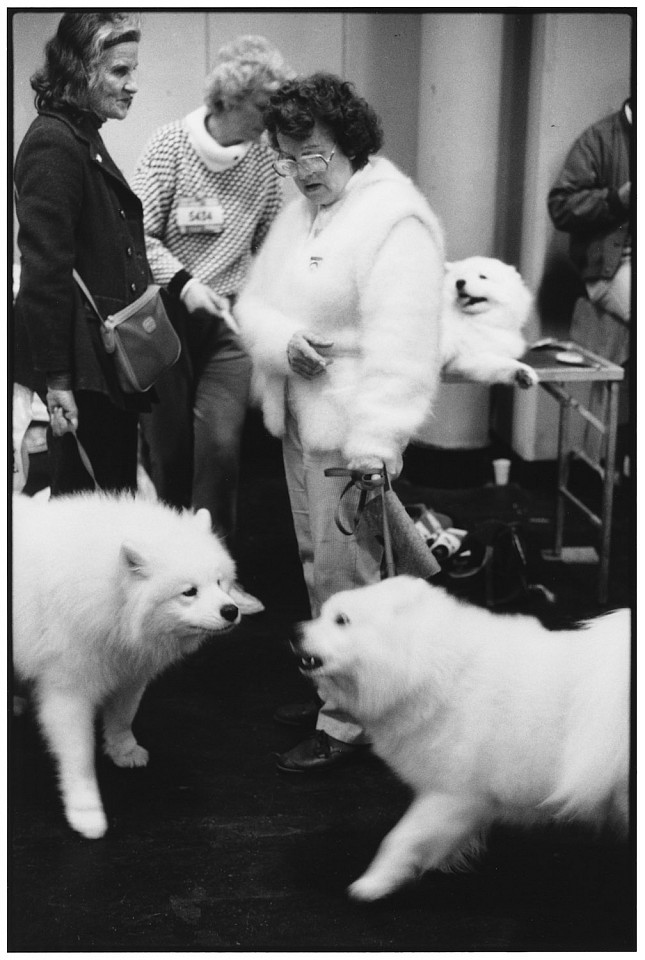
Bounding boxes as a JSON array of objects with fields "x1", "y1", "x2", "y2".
[{"x1": 14, "y1": 12, "x2": 152, "y2": 494}]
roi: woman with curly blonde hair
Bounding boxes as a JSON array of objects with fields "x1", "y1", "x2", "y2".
[{"x1": 133, "y1": 36, "x2": 293, "y2": 614}]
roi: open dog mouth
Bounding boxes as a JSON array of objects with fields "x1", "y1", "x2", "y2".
[
  {"x1": 299, "y1": 654, "x2": 324, "y2": 672},
  {"x1": 458, "y1": 293, "x2": 488, "y2": 307},
  {"x1": 187, "y1": 622, "x2": 238, "y2": 638}
]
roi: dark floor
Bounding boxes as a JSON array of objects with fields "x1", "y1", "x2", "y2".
[{"x1": 9, "y1": 412, "x2": 635, "y2": 952}]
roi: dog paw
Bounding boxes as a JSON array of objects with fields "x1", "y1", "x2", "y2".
[
  {"x1": 514, "y1": 364, "x2": 538, "y2": 388},
  {"x1": 348, "y1": 873, "x2": 399, "y2": 902},
  {"x1": 66, "y1": 803, "x2": 108, "y2": 839},
  {"x1": 106, "y1": 742, "x2": 149, "y2": 768}
]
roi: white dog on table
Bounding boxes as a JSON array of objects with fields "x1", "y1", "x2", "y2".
[
  {"x1": 440, "y1": 256, "x2": 538, "y2": 387},
  {"x1": 294, "y1": 576, "x2": 630, "y2": 901}
]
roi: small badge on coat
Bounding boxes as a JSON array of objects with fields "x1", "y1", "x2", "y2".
[{"x1": 176, "y1": 198, "x2": 224, "y2": 235}]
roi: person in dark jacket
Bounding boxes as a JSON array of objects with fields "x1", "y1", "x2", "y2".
[
  {"x1": 14, "y1": 12, "x2": 152, "y2": 494},
  {"x1": 547, "y1": 99, "x2": 632, "y2": 466},
  {"x1": 548, "y1": 99, "x2": 631, "y2": 329}
]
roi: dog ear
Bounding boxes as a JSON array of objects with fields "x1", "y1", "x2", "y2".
[
  {"x1": 120, "y1": 542, "x2": 149, "y2": 577},
  {"x1": 194, "y1": 508, "x2": 212, "y2": 533}
]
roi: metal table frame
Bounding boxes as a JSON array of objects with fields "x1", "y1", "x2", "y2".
[
  {"x1": 441, "y1": 341, "x2": 624, "y2": 604},
  {"x1": 525, "y1": 342, "x2": 624, "y2": 605}
]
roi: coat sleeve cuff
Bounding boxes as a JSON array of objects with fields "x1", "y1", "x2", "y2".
[
  {"x1": 607, "y1": 187, "x2": 627, "y2": 219},
  {"x1": 46, "y1": 372, "x2": 73, "y2": 390},
  {"x1": 168, "y1": 268, "x2": 194, "y2": 300}
]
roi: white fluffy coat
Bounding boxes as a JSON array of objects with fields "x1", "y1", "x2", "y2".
[
  {"x1": 13, "y1": 492, "x2": 240, "y2": 839},
  {"x1": 234, "y1": 157, "x2": 445, "y2": 473},
  {"x1": 296, "y1": 576, "x2": 630, "y2": 901}
]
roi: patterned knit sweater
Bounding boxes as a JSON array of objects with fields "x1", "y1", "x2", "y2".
[{"x1": 131, "y1": 107, "x2": 283, "y2": 297}]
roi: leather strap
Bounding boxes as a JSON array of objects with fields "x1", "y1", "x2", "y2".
[
  {"x1": 72, "y1": 269, "x2": 105, "y2": 325},
  {"x1": 324, "y1": 465, "x2": 395, "y2": 578},
  {"x1": 71, "y1": 430, "x2": 101, "y2": 489}
]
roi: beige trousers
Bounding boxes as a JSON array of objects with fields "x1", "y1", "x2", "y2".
[{"x1": 282, "y1": 400, "x2": 383, "y2": 744}]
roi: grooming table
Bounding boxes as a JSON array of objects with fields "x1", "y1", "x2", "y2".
[
  {"x1": 442, "y1": 341, "x2": 624, "y2": 603},
  {"x1": 519, "y1": 341, "x2": 624, "y2": 605}
]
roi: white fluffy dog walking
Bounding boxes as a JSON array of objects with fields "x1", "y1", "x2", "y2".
[
  {"x1": 441, "y1": 256, "x2": 538, "y2": 387},
  {"x1": 13, "y1": 492, "x2": 241, "y2": 840},
  {"x1": 294, "y1": 576, "x2": 630, "y2": 901}
]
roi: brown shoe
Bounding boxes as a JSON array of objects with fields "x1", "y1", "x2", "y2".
[
  {"x1": 273, "y1": 699, "x2": 320, "y2": 728},
  {"x1": 275, "y1": 731, "x2": 368, "y2": 774}
]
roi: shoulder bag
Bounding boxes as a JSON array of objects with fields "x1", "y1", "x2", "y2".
[{"x1": 73, "y1": 270, "x2": 181, "y2": 394}]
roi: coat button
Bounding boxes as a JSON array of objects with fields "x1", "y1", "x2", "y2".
[
  {"x1": 119, "y1": 210, "x2": 126, "y2": 219},
  {"x1": 126, "y1": 246, "x2": 133, "y2": 257},
  {"x1": 130, "y1": 282, "x2": 137, "y2": 293}
]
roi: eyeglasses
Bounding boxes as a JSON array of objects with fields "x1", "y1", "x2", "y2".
[{"x1": 273, "y1": 148, "x2": 335, "y2": 178}]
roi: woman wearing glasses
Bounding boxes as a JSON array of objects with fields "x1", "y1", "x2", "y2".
[{"x1": 235, "y1": 73, "x2": 445, "y2": 772}]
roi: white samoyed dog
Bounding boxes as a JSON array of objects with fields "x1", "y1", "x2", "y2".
[
  {"x1": 295, "y1": 576, "x2": 630, "y2": 901},
  {"x1": 13, "y1": 492, "x2": 241, "y2": 840},
  {"x1": 441, "y1": 256, "x2": 538, "y2": 387}
]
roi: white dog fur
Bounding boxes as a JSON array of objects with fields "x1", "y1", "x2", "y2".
[
  {"x1": 13, "y1": 492, "x2": 241, "y2": 839},
  {"x1": 295, "y1": 576, "x2": 630, "y2": 901},
  {"x1": 440, "y1": 256, "x2": 538, "y2": 387}
]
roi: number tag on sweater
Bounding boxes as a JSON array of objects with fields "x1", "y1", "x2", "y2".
[{"x1": 176, "y1": 198, "x2": 224, "y2": 234}]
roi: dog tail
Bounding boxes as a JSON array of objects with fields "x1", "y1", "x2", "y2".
[{"x1": 542, "y1": 613, "x2": 630, "y2": 833}]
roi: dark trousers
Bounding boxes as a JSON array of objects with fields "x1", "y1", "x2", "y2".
[
  {"x1": 140, "y1": 313, "x2": 251, "y2": 550},
  {"x1": 47, "y1": 390, "x2": 139, "y2": 496}
]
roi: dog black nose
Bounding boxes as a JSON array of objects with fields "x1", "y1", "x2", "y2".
[
  {"x1": 221, "y1": 603, "x2": 239, "y2": 622},
  {"x1": 456, "y1": 279, "x2": 466, "y2": 291}
]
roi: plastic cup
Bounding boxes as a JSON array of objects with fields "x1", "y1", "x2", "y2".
[{"x1": 493, "y1": 458, "x2": 511, "y2": 486}]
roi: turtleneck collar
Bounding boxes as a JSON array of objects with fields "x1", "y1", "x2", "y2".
[{"x1": 184, "y1": 105, "x2": 252, "y2": 173}]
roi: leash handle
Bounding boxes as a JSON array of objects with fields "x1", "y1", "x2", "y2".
[
  {"x1": 324, "y1": 467, "x2": 385, "y2": 535},
  {"x1": 324, "y1": 464, "x2": 396, "y2": 578}
]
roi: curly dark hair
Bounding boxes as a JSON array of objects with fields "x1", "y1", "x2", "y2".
[
  {"x1": 263, "y1": 72, "x2": 383, "y2": 171},
  {"x1": 31, "y1": 12, "x2": 141, "y2": 117}
]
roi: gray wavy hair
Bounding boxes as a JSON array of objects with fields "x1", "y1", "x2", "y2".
[{"x1": 204, "y1": 35, "x2": 294, "y2": 113}]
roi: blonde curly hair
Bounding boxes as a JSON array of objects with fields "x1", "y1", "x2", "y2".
[{"x1": 204, "y1": 35, "x2": 294, "y2": 113}]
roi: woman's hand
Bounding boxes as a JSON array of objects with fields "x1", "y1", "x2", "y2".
[
  {"x1": 182, "y1": 280, "x2": 232, "y2": 322},
  {"x1": 287, "y1": 331, "x2": 334, "y2": 379},
  {"x1": 618, "y1": 181, "x2": 631, "y2": 208},
  {"x1": 46, "y1": 388, "x2": 79, "y2": 437},
  {"x1": 346, "y1": 456, "x2": 385, "y2": 483},
  {"x1": 346, "y1": 453, "x2": 403, "y2": 480}
]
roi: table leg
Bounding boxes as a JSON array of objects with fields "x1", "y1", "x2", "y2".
[
  {"x1": 598, "y1": 381, "x2": 619, "y2": 605},
  {"x1": 553, "y1": 394, "x2": 571, "y2": 557}
]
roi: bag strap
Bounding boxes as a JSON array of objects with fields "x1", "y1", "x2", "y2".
[
  {"x1": 324, "y1": 464, "x2": 395, "y2": 578},
  {"x1": 72, "y1": 269, "x2": 105, "y2": 326}
]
